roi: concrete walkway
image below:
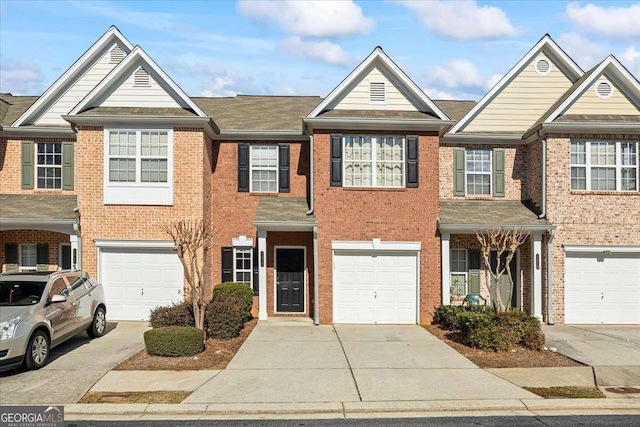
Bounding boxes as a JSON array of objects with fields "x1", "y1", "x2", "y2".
[
  {"x1": 0, "y1": 321, "x2": 148, "y2": 405},
  {"x1": 183, "y1": 321, "x2": 538, "y2": 404}
]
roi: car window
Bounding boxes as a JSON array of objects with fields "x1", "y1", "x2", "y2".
[
  {"x1": 68, "y1": 276, "x2": 87, "y2": 294},
  {"x1": 48, "y1": 278, "x2": 69, "y2": 300},
  {"x1": 0, "y1": 281, "x2": 46, "y2": 305}
]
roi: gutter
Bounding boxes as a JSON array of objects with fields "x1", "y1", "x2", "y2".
[
  {"x1": 61, "y1": 115, "x2": 220, "y2": 138},
  {"x1": 524, "y1": 122, "x2": 640, "y2": 139},
  {"x1": 537, "y1": 130, "x2": 546, "y2": 219},
  {"x1": 546, "y1": 228, "x2": 555, "y2": 325},
  {"x1": 252, "y1": 221, "x2": 317, "y2": 231},
  {"x1": 441, "y1": 133, "x2": 526, "y2": 144},
  {"x1": 438, "y1": 224, "x2": 555, "y2": 233},
  {"x1": 213, "y1": 130, "x2": 308, "y2": 141},
  {"x1": 0, "y1": 126, "x2": 76, "y2": 137},
  {"x1": 303, "y1": 117, "x2": 454, "y2": 132}
]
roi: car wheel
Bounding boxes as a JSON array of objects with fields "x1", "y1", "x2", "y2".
[
  {"x1": 87, "y1": 307, "x2": 106, "y2": 338},
  {"x1": 25, "y1": 330, "x2": 49, "y2": 370}
]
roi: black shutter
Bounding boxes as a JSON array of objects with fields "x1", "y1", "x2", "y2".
[
  {"x1": 238, "y1": 144, "x2": 249, "y2": 192},
  {"x1": 278, "y1": 144, "x2": 290, "y2": 193},
  {"x1": 221, "y1": 247, "x2": 233, "y2": 283},
  {"x1": 406, "y1": 135, "x2": 419, "y2": 188},
  {"x1": 36, "y1": 244, "x2": 49, "y2": 265},
  {"x1": 5, "y1": 244, "x2": 18, "y2": 264},
  {"x1": 252, "y1": 246, "x2": 259, "y2": 295},
  {"x1": 330, "y1": 134, "x2": 342, "y2": 187}
]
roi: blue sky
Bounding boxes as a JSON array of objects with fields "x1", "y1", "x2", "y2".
[{"x1": 1, "y1": 1, "x2": 639, "y2": 100}]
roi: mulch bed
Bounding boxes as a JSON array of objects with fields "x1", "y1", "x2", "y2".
[
  {"x1": 114, "y1": 318, "x2": 257, "y2": 371},
  {"x1": 78, "y1": 391, "x2": 190, "y2": 404},
  {"x1": 424, "y1": 324, "x2": 582, "y2": 369}
]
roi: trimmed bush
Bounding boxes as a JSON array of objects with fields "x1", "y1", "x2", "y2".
[
  {"x1": 206, "y1": 294, "x2": 245, "y2": 339},
  {"x1": 212, "y1": 282, "x2": 254, "y2": 321},
  {"x1": 149, "y1": 301, "x2": 194, "y2": 328},
  {"x1": 432, "y1": 304, "x2": 494, "y2": 330},
  {"x1": 144, "y1": 326, "x2": 204, "y2": 357}
]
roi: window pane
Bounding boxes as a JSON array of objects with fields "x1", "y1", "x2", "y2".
[
  {"x1": 251, "y1": 145, "x2": 277, "y2": 167},
  {"x1": 467, "y1": 174, "x2": 491, "y2": 195},
  {"x1": 590, "y1": 142, "x2": 615, "y2": 166},
  {"x1": 571, "y1": 167, "x2": 586, "y2": 190},
  {"x1": 622, "y1": 168, "x2": 637, "y2": 191},
  {"x1": 591, "y1": 167, "x2": 615, "y2": 191},
  {"x1": 251, "y1": 169, "x2": 277, "y2": 192},
  {"x1": 450, "y1": 250, "x2": 466, "y2": 272},
  {"x1": 141, "y1": 159, "x2": 168, "y2": 183},
  {"x1": 109, "y1": 159, "x2": 136, "y2": 182},
  {"x1": 21, "y1": 245, "x2": 37, "y2": 267},
  {"x1": 570, "y1": 141, "x2": 586, "y2": 164},
  {"x1": 621, "y1": 142, "x2": 637, "y2": 166},
  {"x1": 234, "y1": 248, "x2": 251, "y2": 284},
  {"x1": 450, "y1": 274, "x2": 466, "y2": 296}
]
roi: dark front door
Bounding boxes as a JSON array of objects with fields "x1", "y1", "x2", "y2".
[
  {"x1": 490, "y1": 251, "x2": 518, "y2": 309},
  {"x1": 61, "y1": 245, "x2": 72, "y2": 269},
  {"x1": 276, "y1": 248, "x2": 305, "y2": 312}
]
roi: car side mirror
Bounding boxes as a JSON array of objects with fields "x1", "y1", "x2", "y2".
[{"x1": 49, "y1": 294, "x2": 67, "y2": 304}]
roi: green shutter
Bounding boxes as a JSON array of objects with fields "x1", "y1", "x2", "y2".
[
  {"x1": 62, "y1": 142, "x2": 74, "y2": 190},
  {"x1": 21, "y1": 141, "x2": 34, "y2": 189},
  {"x1": 453, "y1": 148, "x2": 465, "y2": 196},
  {"x1": 468, "y1": 270, "x2": 481, "y2": 295},
  {"x1": 493, "y1": 148, "x2": 505, "y2": 197}
]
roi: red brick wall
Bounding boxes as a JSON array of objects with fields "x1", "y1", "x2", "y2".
[
  {"x1": 313, "y1": 130, "x2": 441, "y2": 324},
  {"x1": 0, "y1": 230, "x2": 71, "y2": 272}
]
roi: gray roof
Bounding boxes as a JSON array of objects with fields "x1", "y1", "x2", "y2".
[
  {"x1": 0, "y1": 194, "x2": 78, "y2": 220},
  {"x1": 254, "y1": 197, "x2": 316, "y2": 224},
  {"x1": 433, "y1": 100, "x2": 477, "y2": 122},
  {"x1": 554, "y1": 114, "x2": 640, "y2": 123},
  {"x1": 318, "y1": 109, "x2": 439, "y2": 120},
  {"x1": 0, "y1": 95, "x2": 38, "y2": 126},
  {"x1": 439, "y1": 199, "x2": 551, "y2": 230},
  {"x1": 77, "y1": 106, "x2": 198, "y2": 117}
]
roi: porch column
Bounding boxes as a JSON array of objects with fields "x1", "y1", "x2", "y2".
[
  {"x1": 441, "y1": 233, "x2": 450, "y2": 305},
  {"x1": 531, "y1": 233, "x2": 543, "y2": 320},
  {"x1": 258, "y1": 229, "x2": 268, "y2": 321}
]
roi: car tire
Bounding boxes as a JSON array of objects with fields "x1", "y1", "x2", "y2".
[
  {"x1": 87, "y1": 306, "x2": 106, "y2": 338},
  {"x1": 24, "y1": 330, "x2": 50, "y2": 370}
]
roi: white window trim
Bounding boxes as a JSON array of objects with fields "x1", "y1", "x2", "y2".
[
  {"x1": 103, "y1": 127, "x2": 174, "y2": 205},
  {"x1": 570, "y1": 140, "x2": 638, "y2": 192},
  {"x1": 342, "y1": 135, "x2": 406, "y2": 188},
  {"x1": 273, "y1": 246, "x2": 307, "y2": 315},
  {"x1": 35, "y1": 142, "x2": 62, "y2": 189},
  {"x1": 450, "y1": 249, "x2": 468, "y2": 297},
  {"x1": 233, "y1": 247, "x2": 253, "y2": 287},
  {"x1": 249, "y1": 145, "x2": 279, "y2": 193},
  {"x1": 19, "y1": 244, "x2": 37, "y2": 271},
  {"x1": 465, "y1": 149, "x2": 492, "y2": 196}
]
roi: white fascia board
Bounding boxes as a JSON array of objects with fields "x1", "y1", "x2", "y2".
[
  {"x1": 12, "y1": 26, "x2": 133, "y2": 127},
  {"x1": 94, "y1": 239, "x2": 176, "y2": 249},
  {"x1": 0, "y1": 219, "x2": 76, "y2": 234},
  {"x1": 0, "y1": 126, "x2": 76, "y2": 137},
  {"x1": 69, "y1": 46, "x2": 208, "y2": 118},
  {"x1": 214, "y1": 131, "x2": 308, "y2": 141},
  {"x1": 564, "y1": 245, "x2": 640, "y2": 254},
  {"x1": 438, "y1": 224, "x2": 555, "y2": 234},
  {"x1": 332, "y1": 239, "x2": 421, "y2": 252},
  {"x1": 440, "y1": 133, "x2": 526, "y2": 144},
  {"x1": 543, "y1": 56, "x2": 640, "y2": 124},
  {"x1": 304, "y1": 117, "x2": 452, "y2": 132},
  {"x1": 448, "y1": 35, "x2": 584, "y2": 135},
  {"x1": 253, "y1": 221, "x2": 317, "y2": 232},
  {"x1": 307, "y1": 47, "x2": 449, "y2": 120}
]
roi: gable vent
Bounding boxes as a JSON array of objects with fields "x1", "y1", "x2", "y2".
[
  {"x1": 595, "y1": 80, "x2": 613, "y2": 99},
  {"x1": 134, "y1": 67, "x2": 151, "y2": 87},
  {"x1": 110, "y1": 46, "x2": 125, "y2": 64},
  {"x1": 369, "y1": 81, "x2": 386, "y2": 103},
  {"x1": 534, "y1": 58, "x2": 551, "y2": 74}
]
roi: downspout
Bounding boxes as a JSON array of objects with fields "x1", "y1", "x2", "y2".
[
  {"x1": 546, "y1": 229, "x2": 555, "y2": 325},
  {"x1": 537, "y1": 130, "x2": 546, "y2": 219},
  {"x1": 313, "y1": 226, "x2": 319, "y2": 325},
  {"x1": 304, "y1": 129, "x2": 314, "y2": 215}
]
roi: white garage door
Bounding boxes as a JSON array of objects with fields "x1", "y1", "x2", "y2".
[
  {"x1": 100, "y1": 247, "x2": 184, "y2": 321},
  {"x1": 565, "y1": 252, "x2": 640, "y2": 324},
  {"x1": 333, "y1": 251, "x2": 418, "y2": 324}
]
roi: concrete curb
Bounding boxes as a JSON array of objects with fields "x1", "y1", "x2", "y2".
[{"x1": 63, "y1": 399, "x2": 640, "y2": 419}]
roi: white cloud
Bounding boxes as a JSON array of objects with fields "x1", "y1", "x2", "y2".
[
  {"x1": 397, "y1": 0, "x2": 516, "y2": 40},
  {"x1": 199, "y1": 70, "x2": 260, "y2": 97},
  {"x1": 0, "y1": 58, "x2": 48, "y2": 95},
  {"x1": 486, "y1": 73, "x2": 503, "y2": 90},
  {"x1": 619, "y1": 46, "x2": 640, "y2": 77},
  {"x1": 566, "y1": 2, "x2": 640, "y2": 38},
  {"x1": 237, "y1": 0, "x2": 374, "y2": 37},
  {"x1": 557, "y1": 32, "x2": 607, "y2": 70},
  {"x1": 279, "y1": 37, "x2": 351, "y2": 66},
  {"x1": 425, "y1": 59, "x2": 484, "y2": 89}
]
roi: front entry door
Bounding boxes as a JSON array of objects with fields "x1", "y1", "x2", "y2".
[
  {"x1": 490, "y1": 251, "x2": 518, "y2": 309},
  {"x1": 276, "y1": 248, "x2": 305, "y2": 312}
]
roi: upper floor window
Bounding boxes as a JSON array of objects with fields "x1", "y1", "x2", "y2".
[
  {"x1": 250, "y1": 145, "x2": 278, "y2": 192},
  {"x1": 343, "y1": 135, "x2": 405, "y2": 188},
  {"x1": 36, "y1": 143, "x2": 62, "y2": 189},
  {"x1": 466, "y1": 149, "x2": 491, "y2": 195},
  {"x1": 104, "y1": 128, "x2": 173, "y2": 205},
  {"x1": 571, "y1": 140, "x2": 638, "y2": 192}
]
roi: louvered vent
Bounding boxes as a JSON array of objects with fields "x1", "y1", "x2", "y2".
[
  {"x1": 369, "y1": 81, "x2": 386, "y2": 103},
  {"x1": 134, "y1": 67, "x2": 150, "y2": 87},
  {"x1": 596, "y1": 81, "x2": 613, "y2": 98},
  {"x1": 535, "y1": 58, "x2": 551, "y2": 74},
  {"x1": 110, "y1": 46, "x2": 125, "y2": 64}
]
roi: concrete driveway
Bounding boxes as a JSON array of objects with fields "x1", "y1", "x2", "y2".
[
  {"x1": 0, "y1": 321, "x2": 147, "y2": 405},
  {"x1": 184, "y1": 321, "x2": 538, "y2": 404},
  {"x1": 542, "y1": 324, "x2": 640, "y2": 387}
]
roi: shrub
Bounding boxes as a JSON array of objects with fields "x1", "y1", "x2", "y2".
[
  {"x1": 149, "y1": 301, "x2": 194, "y2": 328},
  {"x1": 144, "y1": 326, "x2": 204, "y2": 357},
  {"x1": 212, "y1": 282, "x2": 254, "y2": 321},
  {"x1": 206, "y1": 294, "x2": 245, "y2": 339},
  {"x1": 432, "y1": 305, "x2": 494, "y2": 330},
  {"x1": 495, "y1": 310, "x2": 541, "y2": 345}
]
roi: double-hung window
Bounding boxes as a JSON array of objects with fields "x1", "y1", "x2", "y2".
[
  {"x1": 450, "y1": 249, "x2": 467, "y2": 296},
  {"x1": 570, "y1": 140, "x2": 638, "y2": 192},
  {"x1": 36, "y1": 143, "x2": 62, "y2": 189},
  {"x1": 20, "y1": 244, "x2": 37, "y2": 269},
  {"x1": 104, "y1": 129, "x2": 172, "y2": 205},
  {"x1": 466, "y1": 149, "x2": 491, "y2": 195},
  {"x1": 343, "y1": 135, "x2": 404, "y2": 187},
  {"x1": 250, "y1": 145, "x2": 278, "y2": 192},
  {"x1": 234, "y1": 248, "x2": 252, "y2": 285}
]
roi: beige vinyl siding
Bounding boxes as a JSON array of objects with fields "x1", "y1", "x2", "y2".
[
  {"x1": 34, "y1": 42, "x2": 125, "y2": 126},
  {"x1": 464, "y1": 53, "x2": 573, "y2": 133},
  {"x1": 100, "y1": 67, "x2": 181, "y2": 108},
  {"x1": 334, "y1": 66, "x2": 418, "y2": 111},
  {"x1": 565, "y1": 76, "x2": 640, "y2": 115}
]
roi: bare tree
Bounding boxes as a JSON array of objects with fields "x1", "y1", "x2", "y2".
[
  {"x1": 475, "y1": 227, "x2": 529, "y2": 313},
  {"x1": 162, "y1": 220, "x2": 219, "y2": 330}
]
